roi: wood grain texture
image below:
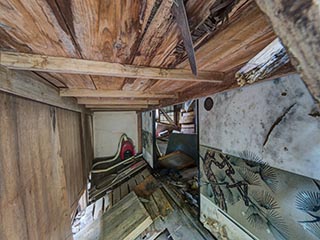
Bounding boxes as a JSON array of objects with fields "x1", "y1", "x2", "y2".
[
  {"x1": 0, "y1": 51, "x2": 224, "y2": 82},
  {"x1": 0, "y1": 65, "x2": 84, "y2": 112},
  {"x1": 77, "y1": 98, "x2": 159, "y2": 105},
  {"x1": 85, "y1": 104, "x2": 148, "y2": 109},
  {"x1": 57, "y1": 108, "x2": 85, "y2": 211},
  {"x1": 60, "y1": 89, "x2": 177, "y2": 99},
  {"x1": 157, "y1": 1, "x2": 276, "y2": 106},
  {"x1": 0, "y1": 0, "x2": 95, "y2": 89},
  {"x1": 122, "y1": 0, "x2": 221, "y2": 91},
  {"x1": 0, "y1": 91, "x2": 92, "y2": 240},
  {"x1": 0, "y1": 92, "x2": 70, "y2": 240},
  {"x1": 0, "y1": 0, "x2": 283, "y2": 109},
  {"x1": 75, "y1": 191, "x2": 152, "y2": 240},
  {"x1": 255, "y1": 0, "x2": 320, "y2": 103},
  {"x1": 69, "y1": 0, "x2": 156, "y2": 90}
]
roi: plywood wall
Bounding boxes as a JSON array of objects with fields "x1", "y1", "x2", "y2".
[{"x1": 0, "y1": 91, "x2": 92, "y2": 240}]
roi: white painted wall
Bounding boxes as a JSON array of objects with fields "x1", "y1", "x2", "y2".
[{"x1": 93, "y1": 112, "x2": 138, "y2": 158}]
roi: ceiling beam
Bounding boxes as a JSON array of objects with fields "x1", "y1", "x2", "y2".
[
  {"x1": 85, "y1": 104, "x2": 148, "y2": 109},
  {"x1": 0, "y1": 51, "x2": 224, "y2": 83},
  {"x1": 172, "y1": 0, "x2": 197, "y2": 75},
  {"x1": 60, "y1": 89, "x2": 177, "y2": 99},
  {"x1": 236, "y1": 38, "x2": 289, "y2": 86},
  {"x1": 89, "y1": 109, "x2": 143, "y2": 112},
  {"x1": 77, "y1": 98, "x2": 159, "y2": 105},
  {"x1": 0, "y1": 65, "x2": 84, "y2": 113}
]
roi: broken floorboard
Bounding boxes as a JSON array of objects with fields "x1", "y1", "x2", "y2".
[
  {"x1": 136, "y1": 181, "x2": 215, "y2": 240},
  {"x1": 74, "y1": 191, "x2": 153, "y2": 240}
]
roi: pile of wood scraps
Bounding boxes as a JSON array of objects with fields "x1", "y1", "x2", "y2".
[
  {"x1": 179, "y1": 110, "x2": 195, "y2": 134},
  {"x1": 73, "y1": 163, "x2": 214, "y2": 240},
  {"x1": 74, "y1": 191, "x2": 153, "y2": 240}
]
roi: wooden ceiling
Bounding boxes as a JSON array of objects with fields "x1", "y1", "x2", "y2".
[{"x1": 0, "y1": 0, "x2": 278, "y2": 111}]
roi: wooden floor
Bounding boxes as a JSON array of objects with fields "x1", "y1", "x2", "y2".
[{"x1": 73, "y1": 166, "x2": 215, "y2": 240}]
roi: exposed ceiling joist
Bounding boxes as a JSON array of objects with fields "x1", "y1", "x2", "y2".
[
  {"x1": 90, "y1": 109, "x2": 143, "y2": 112},
  {"x1": 85, "y1": 104, "x2": 148, "y2": 109},
  {"x1": 0, "y1": 51, "x2": 224, "y2": 83},
  {"x1": 172, "y1": 0, "x2": 198, "y2": 75},
  {"x1": 77, "y1": 98, "x2": 159, "y2": 105},
  {"x1": 60, "y1": 89, "x2": 177, "y2": 99},
  {"x1": 236, "y1": 38, "x2": 289, "y2": 86}
]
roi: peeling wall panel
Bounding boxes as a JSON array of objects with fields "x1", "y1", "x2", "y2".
[{"x1": 199, "y1": 74, "x2": 320, "y2": 180}]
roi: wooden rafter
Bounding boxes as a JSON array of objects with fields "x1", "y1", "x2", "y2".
[
  {"x1": 172, "y1": 0, "x2": 198, "y2": 75},
  {"x1": 85, "y1": 105, "x2": 148, "y2": 109},
  {"x1": 0, "y1": 65, "x2": 83, "y2": 112},
  {"x1": 82, "y1": 99, "x2": 158, "y2": 105},
  {"x1": 77, "y1": 98, "x2": 159, "y2": 105},
  {"x1": 0, "y1": 51, "x2": 224, "y2": 83},
  {"x1": 236, "y1": 38, "x2": 289, "y2": 86},
  {"x1": 60, "y1": 89, "x2": 177, "y2": 99}
]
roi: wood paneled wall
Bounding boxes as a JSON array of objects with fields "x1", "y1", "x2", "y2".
[{"x1": 0, "y1": 91, "x2": 92, "y2": 240}]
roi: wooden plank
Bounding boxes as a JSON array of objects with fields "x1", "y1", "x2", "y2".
[
  {"x1": 65, "y1": 0, "x2": 156, "y2": 90},
  {"x1": 0, "y1": 92, "x2": 73, "y2": 239},
  {"x1": 112, "y1": 186, "x2": 121, "y2": 205},
  {"x1": 120, "y1": 182, "x2": 130, "y2": 199},
  {"x1": 89, "y1": 109, "x2": 144, "y2": 112},
  {"x1": 140, "y1": 168, "x2": 151, "y2": 180},
  {"x1": 236, "y1": 38, "x2": 290, "y2": 86},
  {"x1": 0, "y1": 0, "x2": 95, "y2": 89},
  {"x1": 74, "y1": 192, "x2": 153, "y2": 240},
  {"x1": 152, "y1": 189, "x2": 173, "y2": 218},
  {"x1": 1, "y1": 51, "x2": 224, "y2": 82},
  {"x1": 172, "y1": 0, "x2": 198, "y2": 75},
  {"x1": 85, "y1": 104, "x2": 149, "y2": 109},
  {"x1": 78, "y1": 98, "x2": 160, "y2": 105},
  {"x1": 0, "y1": 65, "x2": 84, "y2": 112},
  {"x1": 108, "y1": 191, "x2": 113, "y2": 210},
  {"x1": 60, "y1": 89, "x2": 177, "y2": 98},
  {"x1": 143, "y1": 195, "x2": 161, "y2": 221},
  {"x1": 134, "y1": 175, "x2": 159, "y2": 198},
  {"x1": 134, "y1": 173, "x2": 145, "y2": 185},
  {"x1": 56, "y1": 108, "x2": 84, "y2": 210},
  {"x1": 122, "y1": 0, "x2": 220, "y2": 91},
  {"x1": 93, "y1": 197, "x2": 103, "y2": 220},
  {"x1": 128, "y1": 177, "x2": 138, "y2": 192},
  {"x1": 156, "y1": 1, "x2": 276, "y2": 106},
  {"x1": 255, "y1": 0, "x2": 320, "y2": 103}
]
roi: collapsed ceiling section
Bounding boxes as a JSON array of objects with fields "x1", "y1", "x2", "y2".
[{"x1": 0, "y1": 0, "x2": 284, "y2": 111}]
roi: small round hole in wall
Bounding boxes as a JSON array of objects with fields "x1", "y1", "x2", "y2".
[
  {"x1": 281, "y1": 92, "x2": 287, "y2": 96},
  {"x1": 204, "y1": 97, "x2": 214, "y2": 111}
]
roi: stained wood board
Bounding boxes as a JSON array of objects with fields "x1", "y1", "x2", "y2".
[
  {"x1": 134, "y1": 175, "x2": 159, "y2": 198},
  {"x1": 0, "y1": 92, "x2": 74, "y2": 239},
  {"x1": 74, "y1": 191, "x2": 153, "y2": 240},
  {"x1": 0, "y1": 65, "x2": 83, "y2": 112}
]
